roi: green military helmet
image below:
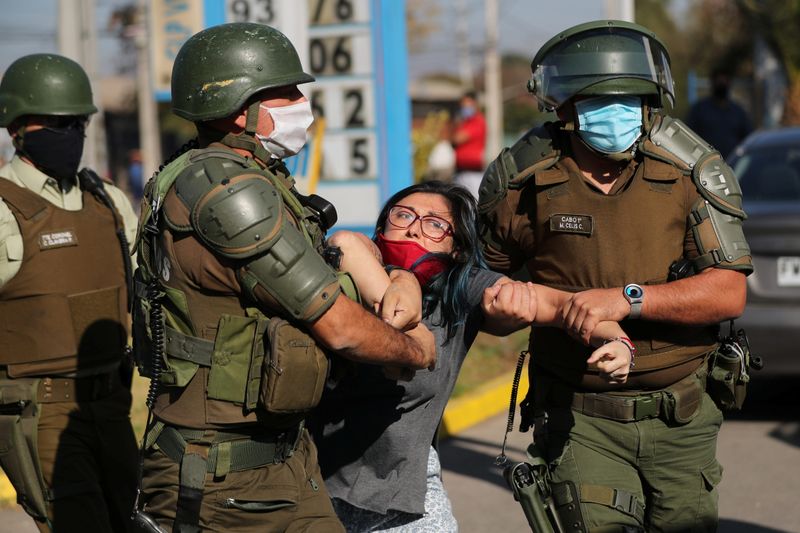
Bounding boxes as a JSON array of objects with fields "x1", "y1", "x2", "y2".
[
  {"x1": 0, "y1": 54, "x2": 97, "y2": 126},
  {"x1": 528, "y1": 20, "x2": 675, "y2": 111},
  {"x1": 172, "y1": 22, "x2": 314, "y2": 122}
]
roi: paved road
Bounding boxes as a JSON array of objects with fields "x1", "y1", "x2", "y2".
[
  {"x1": 441, "y1": 376, "x2": 800, "y2": 533},
  {"x1": 2, "y1": 377, "x2": 798, "y2": 532}
]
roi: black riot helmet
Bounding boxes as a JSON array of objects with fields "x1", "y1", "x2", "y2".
[{"x1": 527, "y1": 20, "x2": 675, "y2": 111}]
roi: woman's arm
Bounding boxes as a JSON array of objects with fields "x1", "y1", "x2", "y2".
[
  {"x1": 480, "y1": 277, "x2": 538, "y2": 336},
  {"x1": 328, "y1": 230, "x2": 390, "y2": 309},
  {"x1": 481, "y1": 280, "x2": 634, "y2": 382},
  {"x1": 327, "y1": 230, "x2": 421, "y2": 330}
]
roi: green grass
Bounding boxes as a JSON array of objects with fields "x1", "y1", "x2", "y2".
[{"x1": 451, "y1": 329, "x2": 529, "y2": 398}]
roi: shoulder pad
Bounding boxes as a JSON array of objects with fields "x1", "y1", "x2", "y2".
[
  {"x1": 477, "y1": 148, "x2": 516, "y2": 215},
  {"x1": 645, "y1": 115, "x2": 746, "y2": 219},
  {"x1": 175, "y1": 153, "x2": 285, "y2": 259},
  {"x1": 507, "y1": 125, "x2": 560, "y2": 188},
  {"x1": 477, "y1": 125, "x2": 559, "y2": 215}
]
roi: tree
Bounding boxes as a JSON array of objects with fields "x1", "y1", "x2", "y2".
[
  {"x1": 406, "y1": 0, "x2": 441, "y2": 55},
  {"x1": 739, "y1": 0, "x2": 800, "y2": 125},
  {"x1": 636, "y1": 0, "x2": 693, "y2": 118}
]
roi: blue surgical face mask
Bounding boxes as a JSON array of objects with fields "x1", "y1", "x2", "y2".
[
  {"x1": 460, "y1": 105, "x2": 476, "y2": 119},
  {"x1": 575, "y1": 95, "x2": 643, "y2": 154}
]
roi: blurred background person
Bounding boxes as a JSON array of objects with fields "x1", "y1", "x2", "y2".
[
  {"x1": 687, "y1": 67, "x2": 753, "y2": 159},
  {"x1": 126, "y1": 148, "x2": 143, "y2": 204},
  {"x1": 451, "y1": 91, "x2": 486, "y2": 198}
]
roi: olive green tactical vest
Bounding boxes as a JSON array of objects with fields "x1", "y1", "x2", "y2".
[
  {"x1": 0, "y1": 179, "x2": 127, "y2": 378},
  {"x1": 522, "y1": 152, "x2": 718, "y2": 383},
  {"x1": 135, "y1": 147, "x2": 330, "y2": 429}
]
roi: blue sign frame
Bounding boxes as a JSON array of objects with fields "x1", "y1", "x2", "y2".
[{"x1": 155, "y1": 0, "x2": 412, "y2": 227}]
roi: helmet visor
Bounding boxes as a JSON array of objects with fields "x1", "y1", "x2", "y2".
[{"x1": 532, "y1": 27, "x2": 674, "y2": 110}]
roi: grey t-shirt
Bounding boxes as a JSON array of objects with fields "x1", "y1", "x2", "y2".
[{"x1": 311, "y1": 268, "x2": 502, "y2": 515}]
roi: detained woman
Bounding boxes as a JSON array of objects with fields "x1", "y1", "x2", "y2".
[{"x1": 311, "y1": 181, "x2": 635, "y2": 532}]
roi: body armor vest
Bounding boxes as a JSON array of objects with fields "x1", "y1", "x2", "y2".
[
  {"x1": 526, "y1": 156, "x2": 718, "y2": 383},
  {"x1": 0, "y1": 180, "x2": 127, "y2": 378},
  {"x1": 135, "y1": 148, "x2": 330, "y2": 429}
]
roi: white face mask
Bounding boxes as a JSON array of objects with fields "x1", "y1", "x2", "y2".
[{"x1": 256, "y1": 101, "x2": 314, "y2": 159}]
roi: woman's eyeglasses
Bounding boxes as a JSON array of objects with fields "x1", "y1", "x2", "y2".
[{"x1": 387, "y1": 205, "x2": 453, "y2": 242}]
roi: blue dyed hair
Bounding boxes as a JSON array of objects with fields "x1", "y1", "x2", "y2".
[{"x1": 374, "y1": 180, "x2": 487, "y2": 340}]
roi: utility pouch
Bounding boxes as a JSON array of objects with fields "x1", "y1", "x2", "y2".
[
  {"x1": 708, "y1": 347, "x2": 748, "y2": 411},
  {"x1": 0, "y1": 378, "x2": 48, "y2": 520},
  {"x1": 207, "y1": 314, "x2": 263, "y2": 405},
  {"x1": 661, "y1": 369, "x2": 704, "y2": 424},
  {"x1": 259, "y1": 318, "x2": 328, "y2": 414},
  {"x1": 707, "y1": 324, "x2": 760, "y2": 411}
]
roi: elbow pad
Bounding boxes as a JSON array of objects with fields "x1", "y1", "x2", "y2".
[
  {"x1": 689, "y1": 197, "x2": 752, "y2": 273},
  {"x1": 239, "y1": 223, "x2": 341, "y2": 322},
  {"x1": 688, "y1": 142, "x2": 752, "y2": 272}
]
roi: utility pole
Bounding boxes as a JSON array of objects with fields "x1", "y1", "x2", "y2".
[
  {"x1": 59, "y1": 0, "x2": 104, "y2": 173},
  {"x1": 484, "y1": 0, "x2": 503, "y2": 160},
  {"x1": 605, "y1": 0, "x2": 635, "y2": 21},
  {"x1": 135, "y1": 0, "x2": 162, "y2": 183},
  {"x1": 455, "y1": 0, "x2": 473, "y2": 88}
]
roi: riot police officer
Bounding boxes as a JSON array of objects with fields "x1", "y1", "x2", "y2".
[
  {"x1": 479, "y1": 21, "x2": 752, "y2": 531},
  {"x1": 0, "y1": 54, "x2": 139, "y2": 532},
  {"x1": 132, "y1": 22, "x2": 436, "y2": 532}
]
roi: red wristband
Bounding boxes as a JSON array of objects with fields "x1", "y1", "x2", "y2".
[{"x1": 605, "y1": 336, "x2": 636, "y2": 368}]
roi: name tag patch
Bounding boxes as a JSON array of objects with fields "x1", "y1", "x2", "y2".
[
  {"x1": 549, "y1": 214, "x2": 593, "y2": 236},
  {"x1": 38, "y1": 229, "x2": 78, "y2": 250}
]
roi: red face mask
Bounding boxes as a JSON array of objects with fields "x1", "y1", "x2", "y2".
[{"x1": 375, "y1": 233, "x2": 452, "y2": 287}]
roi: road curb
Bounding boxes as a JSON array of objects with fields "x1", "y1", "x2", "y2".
[
  {"x1": 0, "y1": 475, "x2": 14, "y2": 507},
  {"x1": 441, "y1": 369, "x2": 528, "y2": 439}
]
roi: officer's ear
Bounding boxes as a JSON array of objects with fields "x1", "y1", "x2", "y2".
[
  {"x1": 556, "y1": 102, "x2": 574, "y2": 124},
  {"x1": 7, "y1": 117, "x2": 29, "y2": 139},
  {"x1": 231, "y1": 108, "x2": 250, "y2": 131}
]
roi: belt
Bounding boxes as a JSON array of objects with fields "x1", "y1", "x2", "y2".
[
  {"x1": 154, "y1": 423, "x2": 303, "y2": 477},
  {"x1": 37, "y1": 370, "x2": 123, "y2": 403},
  {"x1": 570, "y1": 391, "x2": 663, "y2": 422}
]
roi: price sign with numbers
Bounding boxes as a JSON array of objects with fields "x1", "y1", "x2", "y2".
[
  {"x1": 198, "y1": 0, "x2": 411, "y2": 231},
  {"x1": 226, "y1": 0, "x2": 277, "y2": 24}
]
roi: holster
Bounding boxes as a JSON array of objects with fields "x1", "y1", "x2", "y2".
[
  {"x1": 504, "y1": 443, "x2": 566, "y2": 533},
  {"x1": 0, "y1": 377, "x2": 49, "y2": 521}
]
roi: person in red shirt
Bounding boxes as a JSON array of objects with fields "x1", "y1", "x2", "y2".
[{"x1": 451, "y1": 91, "x2": 486, "y2": 198}]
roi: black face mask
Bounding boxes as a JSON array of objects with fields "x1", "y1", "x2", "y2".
[
  {"x1": 18, "y1": 124, "x2": 86, "y2": 181},
  {"x1": 712, "y1": 83, "x2": 729, "y2": 100}
]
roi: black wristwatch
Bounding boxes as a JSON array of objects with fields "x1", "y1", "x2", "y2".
[{"x1": 623, "y1": 283, "x2": 644, "y2": 319}]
